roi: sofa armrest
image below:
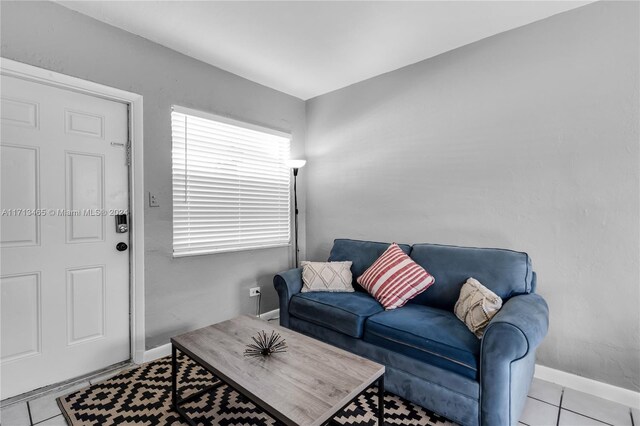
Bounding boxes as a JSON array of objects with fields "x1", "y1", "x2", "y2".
[
  {"x1": 273, "y1": 268, "x2": 303, "y2": 328},
  {"x1": 480, "y1": 293, "x2": 549, "y2": 426},
  {"x1": 484, "y1": 293, "x2": 549, "y2": 351}
]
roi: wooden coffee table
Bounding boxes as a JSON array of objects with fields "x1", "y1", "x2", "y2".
[{"x1": 170, "y1": 315, "x2": 385, "y2": 426}]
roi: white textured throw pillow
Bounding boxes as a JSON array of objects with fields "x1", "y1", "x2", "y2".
[
  {"x1": 454, "y1": 277, "x2": 503, "y2": 338},
  {"x1": 301, "y1": 261, "x2": 354, "y2": 292}
]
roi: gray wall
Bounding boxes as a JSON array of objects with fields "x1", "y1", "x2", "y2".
[
  {"x1": 305, "y1": 1, "x2": 639, "y2": 391},
  {"x1": 0, "y1": 1, "x2": 307, "y2": 349},
  {"x1": 2, "y1": 0, "x2": 638, "y2": 393}
]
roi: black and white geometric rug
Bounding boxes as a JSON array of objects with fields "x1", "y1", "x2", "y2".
[{"x1": 58, "y1": 353, "x2": 455, "y2": 425}]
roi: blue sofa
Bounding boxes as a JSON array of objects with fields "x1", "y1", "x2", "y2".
[{"x1": 274, "y1": 239, "x2": 549, "y2": 426}]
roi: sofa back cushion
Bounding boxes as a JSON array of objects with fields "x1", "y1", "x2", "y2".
[
  {"x1": 328, "y1": 239, "x2": 411, "y2": 290},
  {"x1": 409, "y1": 243, "x2": 533, "y2": 311}
]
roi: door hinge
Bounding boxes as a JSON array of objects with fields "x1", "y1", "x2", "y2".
[{"x1": 126, "y1": 141, "x2": 131, "y2": 166}]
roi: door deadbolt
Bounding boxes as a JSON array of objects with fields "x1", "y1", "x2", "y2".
[
  {"x1": 115, "y1": 214, "x2": 128, "y2": 233},
  {"x1": 116, "y1": 242, "x2": 128, "y2": 251}
]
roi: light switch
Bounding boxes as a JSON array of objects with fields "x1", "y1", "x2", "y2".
[{"x1": 149, "y1": 192, "x2": 159, "y2": 207}]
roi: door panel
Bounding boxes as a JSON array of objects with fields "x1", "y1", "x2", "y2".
[
  {"x1": 0, "y1": 75, "x2": 130, "y2": 398},
  {"x1": 65, "y1": 110, "x2": 104, "y2": 139},
  {"x1": 0, "y1": 97, "x2": 38, "y2": 128},
  {"x1": 0, "y1": 145, "x2": 39, "y2": 246},
  {"x1": 65, "y1": 152, "x2": 105, "y2": 243},
  {"x1": 0, "y1": 273, "x2": 41, "y2": 362},
  {"x1": 66, "y1": 266, "x2": 105, "y2": 345}
]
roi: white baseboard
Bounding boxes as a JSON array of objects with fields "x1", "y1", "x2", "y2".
[
  {"x1": 259, "y1": 309, "x2": 280, "y2": 322},
  {"x1": 535, "y1": 364, "x2": 640, "y2": 409},
  {"x1": 133, "y1": 349, "x2": 146, "y2": 364},
  {"x1": 142, "y1": 343, "x2": 172, "y2": 363},
  {"x1": 141, "y1": 312, "x2": 281, "y2": 364}
]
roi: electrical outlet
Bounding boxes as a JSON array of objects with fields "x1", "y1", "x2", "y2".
[
  {"x1": 249, "y1": 287, "x2": 261, "y2": 297},
  {"x1": 149, "y1": 192, "x2": 159, "y2": 207}
]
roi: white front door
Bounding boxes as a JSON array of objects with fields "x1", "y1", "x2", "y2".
[{"x1": 0, "y1": 75, "x2": 130, "y2": 399}]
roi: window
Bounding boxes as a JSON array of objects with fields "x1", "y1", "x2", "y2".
[{"x1": 171, "y1": 106, "x2": 291, "y2": 257}]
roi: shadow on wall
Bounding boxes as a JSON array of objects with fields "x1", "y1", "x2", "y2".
[{"x1": 256, "y1": 272, "x2": 288, "y2": 315}]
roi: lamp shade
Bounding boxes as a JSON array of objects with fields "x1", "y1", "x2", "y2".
[{"x1": 286, "y1": 159, "x2": 307, "y2": 169}]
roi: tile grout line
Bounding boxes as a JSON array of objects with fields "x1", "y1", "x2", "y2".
[
  {"x1": 556, "y1": 388, "x2": 564, "y2": 426},
  {"x1": 32, "y1": 413, "x2": 64, "y2": 426},
  {"x1": 558, "y1": 386, "x2": 628, "y2": 426},
  {"x1": 560, "y1": 407, "x2": 615, "y2": 426},
  {"x1": 528, "y1": 395, "x2": 561, "y2": 408},
  {"x1": 27, "y1": 400, "x2": 34, "y2": 426}
]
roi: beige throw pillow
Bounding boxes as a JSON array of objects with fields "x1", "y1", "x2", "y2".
[
  {"x1": 454, "y1": 277, "x2": 503, "y2": 338},
  {"x1": 301, "y1": 261, "x2": 354, "y2": 292}
]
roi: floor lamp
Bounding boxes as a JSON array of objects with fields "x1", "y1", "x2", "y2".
[{"x1": 287, "y1": 159, "x2": 306, "y2": 268}]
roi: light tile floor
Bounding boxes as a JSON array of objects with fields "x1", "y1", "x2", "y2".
[
  {"x1": 0, "y1": 363, "x2": 134, "y2": 426},
  {"x1": 519, "y1": 380, "x2": 636, "y2": 426},
  {"x1": 1, "y1": 375, "x2": 637, "y2": 425}
]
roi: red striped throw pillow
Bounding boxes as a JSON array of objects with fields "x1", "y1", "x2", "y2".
[{"x1": 357, "y1": 243, "x2": 435, "y2": 310}]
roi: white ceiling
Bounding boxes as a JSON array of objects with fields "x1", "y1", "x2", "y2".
[{"x1": 56, "y1": 1, "x2": 593, "y2": 100}]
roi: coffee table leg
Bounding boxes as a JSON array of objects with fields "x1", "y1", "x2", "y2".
[
  {"x1": 172, "y1": 344, "x2": 178, "y2": 409},
  {"x1": 378, "y1": 375, "x2": 384, "y2": 425}
]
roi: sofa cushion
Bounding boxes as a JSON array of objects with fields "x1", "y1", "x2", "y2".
[
  {"x1": 328, "y1": 239, "x2": 412, "y2": 290},
  {"x1": 408, "y1": 243, "x2": 533, "y2": 311},
  {"x1": 364, "y1": 304, "x2": 480, "y2": 380},
  {"x1": 289, "y1": 291, "x2": 383, "y2": 338}
]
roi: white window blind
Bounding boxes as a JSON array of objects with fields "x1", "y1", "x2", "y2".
[{"x1": 171, "y1": 106, "x2": 291, "y2": 257}]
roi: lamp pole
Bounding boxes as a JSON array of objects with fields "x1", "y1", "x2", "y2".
[
  {"x1": 287, "y1": 159, "x2": 306, "y2": 268},
  {"x1": 293, "y1": 167, "x2": 300, "y2": 268}
]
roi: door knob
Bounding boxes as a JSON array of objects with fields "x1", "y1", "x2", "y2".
[{"x1": 116, "y1": 242, "x2": 128, "y2": 251}]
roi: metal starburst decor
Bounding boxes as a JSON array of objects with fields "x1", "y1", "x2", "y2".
[{"x1": 244, "y1": 330, "x2": 288, "y2": 358}]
